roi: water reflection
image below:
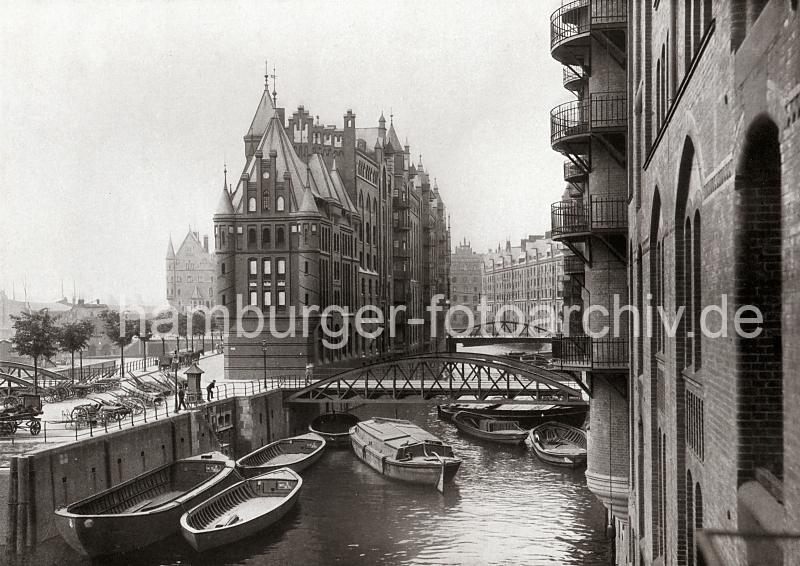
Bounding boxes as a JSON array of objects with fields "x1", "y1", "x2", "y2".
[{"x1": 32, "y1": 401, "x2": 610, "y2": 566}]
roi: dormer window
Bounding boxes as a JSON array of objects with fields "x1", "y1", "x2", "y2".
[
  {"x1": 248, "y1": 197, "x2": 257, "y2": 212},
  {"x1": 276, "y1": 196, "x2": 285, "y2": 212}
]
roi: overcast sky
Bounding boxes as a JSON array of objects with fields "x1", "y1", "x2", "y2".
[{"x1": 1, "y1": 0, "x2": 566, "y2": 304}]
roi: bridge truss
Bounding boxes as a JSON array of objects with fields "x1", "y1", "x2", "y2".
[{"x1": 286, "y1": 352, "x2": 589, "y2": 405}]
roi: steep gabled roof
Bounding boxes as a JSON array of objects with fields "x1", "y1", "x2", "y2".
[
  {"x1": 386, "y1": 123, "x2": 404, "y2": 152},
  {"x1": 330, "y1": 158, "x2": 358, "y2": 214},
  {"x1": 246, "y1": 89, "x2": 276, "y2": 139},
  {"x1": 253, "y1": 110, "x2": 317, "y2": 214},
  {"x1": 297, "y1": 185, "x2": 319, "y2": 214},
  {"x1": 215, "y1": 189, "x2": 235, "y2": 215}
]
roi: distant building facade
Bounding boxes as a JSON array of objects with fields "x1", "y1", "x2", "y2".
[
  {"x1": 481, "y1": 235, "x2": 565, "y2": 333},
  {"x1": 448, "y1": 240, "x2": 483, "y2": 332},
  {"x1": 166, "y1": 230, "x2": 216, "y2": 311},
  {"x1": 213, "y1": 80, "x2": 450, "y2": 379}
]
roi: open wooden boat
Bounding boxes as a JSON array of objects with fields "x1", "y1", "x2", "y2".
[
  {"x1": 437, "y1": 403, "x2": 588, "y2": 428},
  {"x1": 54, "y1": 452, "x2": 237, "y2": 557},
  {"x1": 308, "y1": 412, "x2": 360, "y2": 447},
  {"x1": 526, "y1": 421, "x2": 587, "y2": 468},
  {"x1": 350, "y1": 418, "x2": 461, "y2": 491},
  {"x1": 452, "y1": 411, "x2": 528, "y2": 445},
  {"x1": 236, "y1": 433, "x2": 325, "y2": 477},
  {"x1": 180, "y1": 468, "x2": 302, "y2": 552}
]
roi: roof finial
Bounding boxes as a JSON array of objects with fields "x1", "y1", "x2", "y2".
[
  {"x1": 223, "y1": 161, "x2": 228, "y2": 192},
  {"x1": 271, "y1": 65, "x2": 278, "y2": 105},
  {"x1": 390, "y1": 107, "x2": 393, "y2": 125},
  {"x1": 264, "y1": 59, "x2": 269, "y2": 91}
]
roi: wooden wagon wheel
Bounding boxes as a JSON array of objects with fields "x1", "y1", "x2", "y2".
[
  {"x1": 70, "y1": 405, "x2": 91, "y2": 429},
  {"x1": 0, "y1": 419, "x2": 18, "y2": 435},
  {"x1": 122, "y1": 397, "x2": 145, "y2": 416},
  {"x1": 43, "y1": 388, "x2": 58, "y2": 404},
  {"x1": 28, "y1": 419, "x2": 41, "y2": 435},
  {"x1": 59, "y1": 384, "x2": 74, "y2": 400}
]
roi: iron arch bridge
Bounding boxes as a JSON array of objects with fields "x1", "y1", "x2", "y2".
[
  {"x1": 445, "y1": 319, "x2": 556, "y2": 349},
  {"x1": 0, "y1": 361, "x2": 68, "y2": 390},
  {"x1": 286, "y1": 352, "x2": 589, "y2": 405}
]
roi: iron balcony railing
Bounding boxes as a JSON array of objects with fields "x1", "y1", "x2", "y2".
[
  {"x1": 562, "y1": 66, "x2": 585, "y2": 90},
  {"x1": 393, "y1": 195, "x2": 410, "y2": 209},
  {"x1": 550, "y1": 92, "x2": 626, "y2": 148},
  {"x1": 563, "y1": 160, "x2": 588, "y2": 182},
  {"x1": 552, "y1": 336, "x2": 628, "y2": 370},
  {"x1": 551, "y1": 195, "x2": 627, "y2": 238},
  {"x1": 393, "y1": 247, "x2": 411, "y2": 259},
  {"x1": 550, "y1": 0, "x2": 627, "y2": 54},
  {"x1": 393, "y1": 216, "x2": 411, "y2": 230},
  {"x1": 563, "y1": 255, "x2": 585, "y2": 274}
]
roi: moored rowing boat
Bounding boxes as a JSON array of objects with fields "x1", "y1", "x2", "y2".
[
  {"x1": 452, "y1": 411, "x2": 528, "y2": 445},
  {"x1": 180, "y1": 468, "x2": 302, "y2": 552},
  {"x1": 236, "y1": 433, "x2": 326, "y2": 477},
  {"x1": 308, "y1": 412, "x2": 360, "y2": 447},
  {"x1": 526, "y1": 421, "x2": 587, "y2": 468},
  {"x1": 54, "y1": 452, "x2": 237, "y2": 557}
]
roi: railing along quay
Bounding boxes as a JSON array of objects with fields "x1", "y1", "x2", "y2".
[{"x1": 33, "y1": 376, "x2": 307, "y2": 444}]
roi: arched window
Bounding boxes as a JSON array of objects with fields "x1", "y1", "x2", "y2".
[
  {"x1": 276, "y1": 227, "x2": 285, "y2": 246},
  {"x1": 262, "y1": 190, "x2": 269, "y2": 211},
  {"x1": 276, "y1": 196, "x2": 285, "y2": 212},
  {"x1": 262, "y1": 227, "x2": 271, "y2": 247},
  {"x1": 736, "y1": 116, "x2": 783, "y2": 483},
  {"x1": 365, "y1": 222, "x2": 371, "y2": 244},
  {"x1": 247, "y1": 228, "x2": 256, "y2": 248},
  {"x1": 692, "y1": 211, "x2": 701, "y2": 366},
  {"x1": 248, "y1": 197, "x2": 256, "y2": 212}
]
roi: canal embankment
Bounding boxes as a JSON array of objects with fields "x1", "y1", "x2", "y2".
[{"x1": 0, "y1": 387, "x2": 321, "y2": 558}]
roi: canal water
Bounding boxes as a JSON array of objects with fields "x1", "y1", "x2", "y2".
[{"x1": 31, "y1": 346, "x2": 611, "y2": 566}]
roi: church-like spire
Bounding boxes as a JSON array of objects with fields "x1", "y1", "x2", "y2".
[{"x1": 166, "y1": 235, "x2": 176, "y2": 259}]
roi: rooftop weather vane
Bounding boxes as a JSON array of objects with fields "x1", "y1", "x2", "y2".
[{"x1": 271, "y1": 65, "x2": 278, "y2": 105}]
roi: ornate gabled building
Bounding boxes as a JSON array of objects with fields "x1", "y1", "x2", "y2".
[
  {"x1": 165, "y1": 230, "x2": 215, "y2": 311},
  {"x1": 214, "y1": 78, "x2": 450, "y2": 378}
]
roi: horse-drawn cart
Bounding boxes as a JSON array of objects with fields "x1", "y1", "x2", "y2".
[{"x1": 0, "y1": 393, "x2": 43, "y2": 436}]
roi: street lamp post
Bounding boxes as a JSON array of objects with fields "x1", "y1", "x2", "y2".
[
  {"x1": 161, "y1": 336, "x2": 166, "y2": 356},
  {"x1": 261, "y1": 340, "x2": 268, "y2": 389},
  {"x1": 173, "y1": 350, "x2": 179, "y2": 412}
]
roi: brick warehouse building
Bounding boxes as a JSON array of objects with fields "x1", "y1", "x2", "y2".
[
  {"x1": 214, "y1": 79, "x2": 450, "y2": 378},
  {"x1": 449, "y1": 240, "x2": 484, "y2": 333},
  {"x1": 481, "y1": 235, "x2": 566, "y2": 334},
  {"x1": 546, "y1": 0, "x2": 631, "y2": 558},
  {"x1": 548, "y1": 0, "x2": 799, "y2": 565},
  {"x1": 625, "y1": 1, "x2": 799, "y2": 565}
]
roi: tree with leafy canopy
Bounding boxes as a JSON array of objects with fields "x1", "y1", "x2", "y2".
[
  {"x1": 58, "y1": 319, "x2": 95, "y2": 384},
  {"x1": 11, "y1": 310, "x2": 60, "y2": 394},
  {"x1": 100, "y1": 310, "x2": 140, "y2": 377}
]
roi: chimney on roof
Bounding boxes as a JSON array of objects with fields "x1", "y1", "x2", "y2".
[{"x1": 203, "y1": 235, "x2": 209, "y2": 252}]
